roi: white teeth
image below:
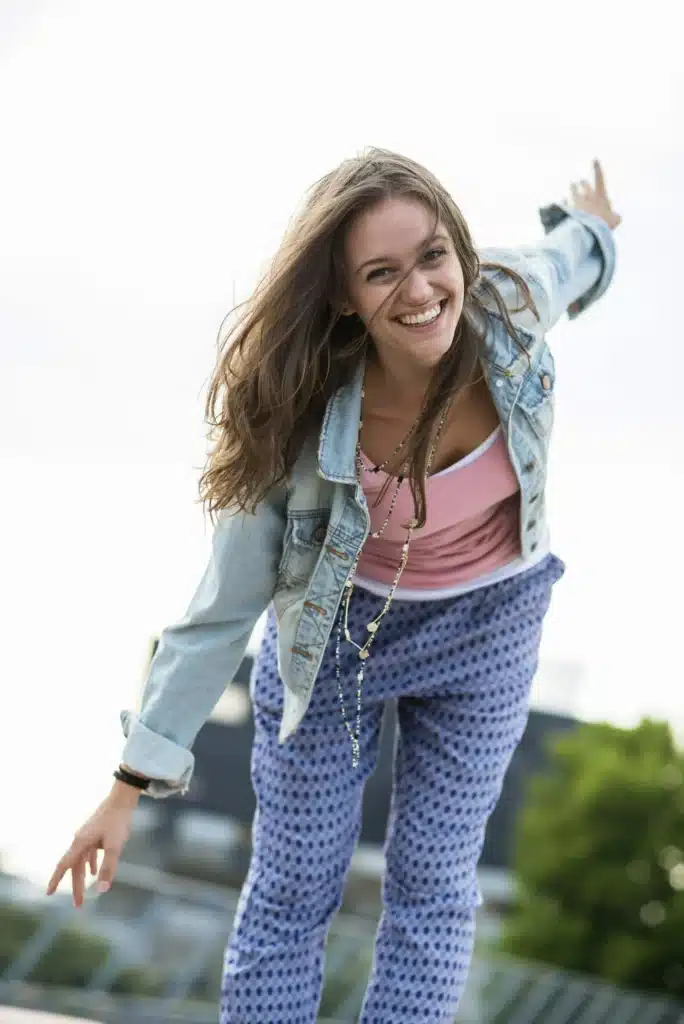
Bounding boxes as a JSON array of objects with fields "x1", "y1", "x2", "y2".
[{"x1": 397, "y1": 302, "x2": 442, "y2": 326}]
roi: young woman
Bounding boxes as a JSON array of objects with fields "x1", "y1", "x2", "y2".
[{"x1": 47, "y1": 148, "x2": 620, "y2": 1022}]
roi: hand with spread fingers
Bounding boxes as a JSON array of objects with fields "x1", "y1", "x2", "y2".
[
  {"x1": 46, "y1": 787, "x2": 139, "y2": 907},
  {"x1": 567, "y1": 159, "x2": 622, "y2": 230}
]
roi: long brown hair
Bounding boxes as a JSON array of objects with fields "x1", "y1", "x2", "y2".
[{"x1": 198, "y1": 147, "x2": 538, "y2": 526}]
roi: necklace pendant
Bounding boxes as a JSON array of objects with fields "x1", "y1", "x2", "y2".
[
  {"x1": 358, "y1": 649, "x2": 369, "y2": 660},
  {"x1": 366, "y1": 621, "x2": 378, "y2": 633}
]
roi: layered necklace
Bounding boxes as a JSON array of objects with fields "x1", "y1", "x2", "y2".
[{"x1": 334, "y1": 381, "x2": 454, "y2": 767}]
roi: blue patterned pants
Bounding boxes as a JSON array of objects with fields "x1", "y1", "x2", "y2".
[{"x1": 220, "y1": 553, "x2": 565, "y2": 1022}]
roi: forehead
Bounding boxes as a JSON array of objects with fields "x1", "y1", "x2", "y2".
[{"x1": 344, "y1": 195, "x2": 443, "y2": 266}]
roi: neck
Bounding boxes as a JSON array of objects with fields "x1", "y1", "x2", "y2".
[{"x1": 366, "y1": 346, "x2": 435, "y2": 408}]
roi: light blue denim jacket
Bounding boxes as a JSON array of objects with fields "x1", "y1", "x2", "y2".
[{"x1": 121, "y1": 203, "x2": 616, "y2": 797}]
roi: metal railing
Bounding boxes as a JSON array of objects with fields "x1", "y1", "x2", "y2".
[{"x1": 1, "y1": 864, "x2": 683, "y2": 1023}]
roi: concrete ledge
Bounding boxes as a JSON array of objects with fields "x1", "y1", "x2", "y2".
[{"x1": 0, "y1": 1010, "x2": 100, "y2": 1023}]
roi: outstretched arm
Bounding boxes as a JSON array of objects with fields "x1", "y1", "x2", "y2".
[{"x1": 479, "y1": 159, "x2": 620, "y2": 332}]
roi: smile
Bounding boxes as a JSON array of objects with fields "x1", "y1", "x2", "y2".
[{"x1": 395, "y1": 300, "x2": 446, "y2": 328}]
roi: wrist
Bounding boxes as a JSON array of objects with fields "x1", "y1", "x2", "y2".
[
  {"x1": 115, "y1": 764, "x2": 151, "y2": 791},
  {"x1": 109, "y1": 778, "x2": 143, "y2": 807}
]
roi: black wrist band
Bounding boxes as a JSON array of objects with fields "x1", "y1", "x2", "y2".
[{"x1": 114, "y1": 767, "x2": 150, "y2": 791}]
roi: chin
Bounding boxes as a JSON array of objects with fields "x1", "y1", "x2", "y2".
[{"x1": 424, "y1": 345, "x2": 452, "y2": 367}]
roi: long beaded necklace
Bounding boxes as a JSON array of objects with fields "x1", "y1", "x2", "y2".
[{"x1": 334, "y1": 384, "x2": 454, "y2": 767}]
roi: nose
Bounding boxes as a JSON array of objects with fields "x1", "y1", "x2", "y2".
[{"x1": 401, "y1": 268, "x2": 433, "y2": 307}]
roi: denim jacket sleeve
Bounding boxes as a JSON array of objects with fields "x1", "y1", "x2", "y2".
[
  {"x1": 479, "y1": 203, "x2": 617, "y2": 335},
  {"x1": 119, "y1": 485, "x2": 287, "y2": 798}
]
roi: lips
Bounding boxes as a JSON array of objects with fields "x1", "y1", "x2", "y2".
[{"x1": 394, "y1": 299, "x2": 447, "y2": 328}]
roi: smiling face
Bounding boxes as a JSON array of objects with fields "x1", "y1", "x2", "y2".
[{"x1": 342, "y1": 194, "x2": 465, "y2": 373}]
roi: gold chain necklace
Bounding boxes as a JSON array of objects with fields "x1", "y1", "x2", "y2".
[{"x1": 335, "y1": 386, "x2": 454, "y2": 767}]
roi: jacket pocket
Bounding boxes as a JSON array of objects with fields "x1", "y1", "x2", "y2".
[
  {"x1": 277, "y1": 509, "x2": 330, "y2": 588},
  {"x1": 517, "y1": 348, "x2": 555, "y2": 438}
]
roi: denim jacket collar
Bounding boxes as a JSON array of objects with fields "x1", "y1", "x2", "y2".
[{"x1": 317, "y1": 355, "x2": 366, "y2": 484}]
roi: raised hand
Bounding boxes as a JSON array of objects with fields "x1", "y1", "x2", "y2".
[{"x1": 567, "y1": 159, "x2": 621, "y2": 230}]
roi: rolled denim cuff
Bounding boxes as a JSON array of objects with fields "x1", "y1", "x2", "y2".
[
  {"x1": 538, "y1": 201, "x2": 616, "y2": 320},
  {"x1": 119, "y1": 709, "x2": 194, "y2": 799}
]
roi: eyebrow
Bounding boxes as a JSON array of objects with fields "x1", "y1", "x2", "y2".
[{"x1": 355, "y1": 233, "x2": 451, "y2": 276}]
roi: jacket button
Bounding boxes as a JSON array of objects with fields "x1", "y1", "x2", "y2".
[
  {"x1": 541, "y1": 374, "x2": 552, "y2": 390},
  {"x1": 529, "y1": 494, "x2": 539, "y2": 504},
  {"x1": 531, "y1": 541, "x2": 538, "y2": 552},
  {"x1": 524, "y1": 460, "x2": 536, "y2": 473},
  {"x1": 527, "y1": 520, "x2": 537, "y2": 530},
  {"x1": 314, "y1": 525, "x2": 327, "y2": 543}
]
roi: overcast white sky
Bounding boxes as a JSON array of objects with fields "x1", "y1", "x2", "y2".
[{"x1": 1, "y1": 1, "x2": 682, "y2": 885}]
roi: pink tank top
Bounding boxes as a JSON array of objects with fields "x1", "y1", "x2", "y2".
[{"x1": 355, "y1": 426, "x2": 521, "y2": 593}]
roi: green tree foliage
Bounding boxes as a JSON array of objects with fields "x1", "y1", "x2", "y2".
[
  {"x1": 0, "y1": 903, "x2": 41, "y2": 965},
  {"x1": 497, "y1": 718, "x2": 684, "y2": 1000}
]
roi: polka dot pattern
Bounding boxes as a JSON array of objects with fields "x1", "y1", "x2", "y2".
[{"x1": 220, "y1": 553, "x2": 565, "y2": 1022}]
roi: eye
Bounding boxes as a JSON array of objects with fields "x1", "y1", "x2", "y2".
[
  {"x1": 365, "y1": 246, "x2": 448, "y2": 283},
  {"x1": 367, "y1": 266, "x2": 393, "y2": 282}
]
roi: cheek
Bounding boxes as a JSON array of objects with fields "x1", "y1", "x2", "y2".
[
  {"x1": 356, "y1": 287, "x2": 395, "y2": 324},
  {"x1": 448, "y1": 263, "x2": 465, "y2": 297}
]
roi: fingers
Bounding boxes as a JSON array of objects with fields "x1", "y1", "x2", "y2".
[
  {"x1": 96, "y1": 846, "x2": 121, "y2": 894},
  {"x1": 72, "y1": 855, "x2": 87, "y2": 908},
  {"x1": 46, "y1": 848, "x2": 76, "y2": 896},
  {"x1": 46, "y1": 848, "x2": 88, "y2": 902},
  {"x1": 569, "y1": 178, "x2": 596, "y2": 205},
  {"x1": 569, "y1": 182, "x2": 590, "y2": 206},
  {"x1": 593, "y1": 158, "x2": 607, "y2": 196},
  {"x1": 46, "y1": 843, "x2": 118, "y2": 904},
  {"x1": 47, "y1": 837, "x2": 101, "y2": 902},
  {"x1": 570, "y1": 161, "x2": 608, "y2": 201},
  {"x1": 46, "y1": 865, "x2": 63, "y2": 896}
]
